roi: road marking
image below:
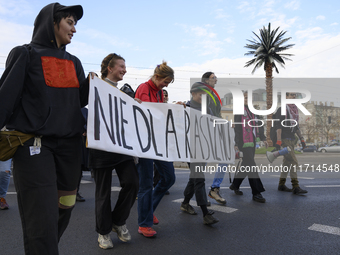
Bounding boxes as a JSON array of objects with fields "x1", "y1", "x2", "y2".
[
  {"x1": 220, "y1": 186, "x2": 250, "y2": 189},
  {"x1": 83, "y1": 172, "x2": 117, "y2": 176},
  {"x1": 172, "y1": 198, "x2": 238, "y2": 213},
  {"x1": 308, "y1": 224, "x2": 340, "y2": 236},
  {"x1": 8, "y1": 184, "x2": 115, "y2": 195},
  {"x1": 305, "y1": 185, "x2": 340, "y2": 188},
  {"x1": 81, "y1": 180, "x2": 93, "y2": 184},
  {"x1": 270, "y1": 175, "x2": 314, "y2": 180}
]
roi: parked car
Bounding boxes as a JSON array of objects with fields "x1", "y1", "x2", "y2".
[
  {"x1": 295, "y1": 147, "x2": 302, "y2": 152},
  {"x1": 302, "y1": 145, "x2": 317, "y2": 153},
  {"x1": 318, "y1": 143, "x2": 340, "y2": 153}
]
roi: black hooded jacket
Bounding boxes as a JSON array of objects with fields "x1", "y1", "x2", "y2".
[{"x1": 0, "y1": 3, "x2": 89, "y2": 137}]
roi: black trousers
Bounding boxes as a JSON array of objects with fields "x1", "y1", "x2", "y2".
[
  {"x1": 93, "y1": 160, "x2": 139, "y2": 235},
  {"x1": 77, "y1": 135, "x2": 90, "y2": 193},
  {"x1": 232, "y1": 147, "x2": 265, "y2": 195},
  {"x1": 183, "y1": 163, "x2": 208, "y2": 206},
  {"x1": 13, "y1": 136, "x2": 82, "y2": 255}
]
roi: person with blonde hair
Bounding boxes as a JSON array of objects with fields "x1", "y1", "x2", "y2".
[
  {"x1": 89, "y1": 53, "x2": 139, "y2": 249},
  {"x1": 135, "y1": 62, "x2": 176, "y2": 237}
]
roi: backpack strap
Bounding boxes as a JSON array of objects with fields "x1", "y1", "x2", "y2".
[{"x1": 135, "y1": 83, "x2": 162, "y2": 102}]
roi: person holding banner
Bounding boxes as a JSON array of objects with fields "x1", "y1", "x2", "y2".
[
  {"x1": 230, "y1": 91, "x2": 268, "y2": 203},
  {"x1": 0, "y1": 3, "x2": 94, "y2": 254},
  {"x1": 163, "y1": 89, "x2": 169, "y2": 103},
  {"x1": 135, "y1": 62, "x2": 176, "y2": 237},
  {"x1": 89, "y1": 53, "x2": 139, "y2": 249},
  {"x1": 180, "y1": 82, "x2": 219, "y2": 225},
  {"x1": 201, "y1": 72, "x2": 227, "y2": 205},
  {"x1": 153, "y1": 89, "x2": 170, "y2": 195},
  {"x1": 201, "y1": 72, "x2": 221, "y2": 118}
]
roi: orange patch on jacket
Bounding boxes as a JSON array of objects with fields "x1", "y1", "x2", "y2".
[{"x1": 41, "y1": 56, "x2": 79, "y2": 88}]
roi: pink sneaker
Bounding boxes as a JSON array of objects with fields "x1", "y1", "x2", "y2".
[
  {"x1": 153, "y1": 214, "x2": 159, "y2": 225},
  {"x1": 0, "y1": 197, "x2": 9, "y2": 210},
  {"x1": 138, "y1": 227, "x2": 157, "y2": 237}
]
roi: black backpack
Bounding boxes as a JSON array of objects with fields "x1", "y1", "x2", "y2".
[{"x1": 120, "y1": 83, "x2": 135, "y2": 98}]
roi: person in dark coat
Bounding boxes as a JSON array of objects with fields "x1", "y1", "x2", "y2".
[
  {"x1": 89, "y1": 53, "x2": 139, "y2": 249},
  {"x1": 180, "y1": 82, "x2": 219, "y2": 225},
  {"x1": 230, "y1": 91, "x2": 268, "y2": 203},
  {"x1": 0, "y1": 3, "x2": 93, "y2": 254}
]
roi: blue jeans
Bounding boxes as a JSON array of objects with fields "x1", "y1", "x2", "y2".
[
  {"x1": 0, "y1": 159, "x2": 12, "y2": 198},
  {"x1": 211, "y1": 163, "x2": 228, "y2": 189},
  {"x1": 137, "y1": 158, "x2": 176, "y2": 227}
]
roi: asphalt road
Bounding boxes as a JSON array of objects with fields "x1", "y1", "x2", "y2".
[{"x1": 1, "y1": 153, "x2": 340, "y2": 255}]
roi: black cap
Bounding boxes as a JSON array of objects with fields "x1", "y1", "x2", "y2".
[
  {"x1": 190, "y1": 82, "x2": 207, "y2": 93},
  {"x1": 54, "y1": 3, "x2": 83, "y2": 21}
]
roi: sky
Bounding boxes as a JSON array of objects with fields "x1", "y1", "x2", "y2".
[{"x1": 1, "y1": 0, "x2": 340, "y2": 104}]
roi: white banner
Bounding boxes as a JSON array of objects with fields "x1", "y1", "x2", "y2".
[{"x1": 87, "y1": 77, "x2": 235, "y2": 163}]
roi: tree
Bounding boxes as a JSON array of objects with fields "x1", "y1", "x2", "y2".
[
  {"x1": 303, "y1": 117, "x2": 318, "y2": 143},
  {"x1": 314, "y1": 104, "x2": 340, "y2": 144},
  {"x1": 244, "y1": 23, "x2": 294, "y2": 146}
]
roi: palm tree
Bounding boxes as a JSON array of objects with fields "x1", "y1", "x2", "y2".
[{"x1": 244, "y1": 23, "x2": 294, "y2": 146}]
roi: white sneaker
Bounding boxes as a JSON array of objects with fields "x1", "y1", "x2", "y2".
[
  {"x1": 112, "y1": 224, "x2": 131, "y2": 242},
  {"x1": 98, "y1": 234, "x2": 113, "y2": 249}
]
